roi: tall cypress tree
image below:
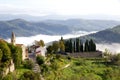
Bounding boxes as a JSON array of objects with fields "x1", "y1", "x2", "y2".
[
  {"x1": 84, "y1": 40, "x2": 89, "y2": 52},
  {"x1": 76, "y1": 38, "x2": 80, "y2": 52},
  {"x1": 65, "y1": 40, "x2": 70, "y2": 52},
  {"x1": 74, "y1": 41, "x2": 76, "y2": 53},
  {"x1": 89, "y1": 39, "x2": 96, "y2": 52},
  {"x1": 80, "y1": 40, "x2": 83, "y2": 52},
  {"x1": 69, "y1": 39, "x2": 73, "y2": 53}
]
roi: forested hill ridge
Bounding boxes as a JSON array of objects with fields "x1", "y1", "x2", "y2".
[
  {"x1": 0, "y1": 19, "x2": 71, "y2": 38},
  {"x1": 80, "y1": 25, "x2": 120, "y2": 43},
  {"x1": 0, "y1": 18, "x2": 120, "y2": 39},
  {"x1": 43, "y1": 19, "x2": 120, "y2": 31}
]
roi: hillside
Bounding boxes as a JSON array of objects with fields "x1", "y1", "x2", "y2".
[
  {"x1": 43, "y1": 19, "x2": 120, "y2": 31},
  {"x1": 0, "y1": 19, "x2": 71, "y2": 38},
  {"x1": 0, "y1": 19, "x2": 120, "y2": 39},
  {"x1": 80, "y1": 25, "x2": 120, "y2": 43}
]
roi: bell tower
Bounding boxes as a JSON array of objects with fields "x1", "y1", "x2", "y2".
[{"x1": 11, "y1": 32, "x2": 16, "y2": 46}]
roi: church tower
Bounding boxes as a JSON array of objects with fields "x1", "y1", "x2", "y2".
[{"x1": 11, "y1": 32, "x2": 16, "y2": 45}]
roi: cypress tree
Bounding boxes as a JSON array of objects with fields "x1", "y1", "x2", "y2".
[
  {"x1": 69, "y1": 39, "x2": 73, "y2": 53},
  {"x1": 89, "y1": 39, "x2": 96, "y2": 52},
  {"x1": 65, "y1": 40, "x2": 70, "y2": 52},
  {"x1": 80, "y1": 40, "x2": 83, "y2": 52},
  {"x1": 76, "y1": 38, "x2": 80, "y2": 52},
  {"x1": 84, "y1": 40, "x2": 89, "y2": 52},
  {"x1": 74, "y1": 41, "x2": 76, "y2": 52}
]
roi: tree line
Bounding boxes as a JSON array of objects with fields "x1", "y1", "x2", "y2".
[
  {"x1": 65, "y1": 38, "x2": 96, "y2": 53},
  {"x1": 47, "y1": 37, "x2": 96, "y2": 54}
]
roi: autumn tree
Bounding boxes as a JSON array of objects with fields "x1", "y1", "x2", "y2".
[
  {"x1": 39, "y1": 40, "x2": 45, "y2": 47},
  {"x1": 59, "y1": 37, "x2": 65, "y2": 52},
  {"x1": 52, "y1": 41, "x2": 60, "y2": 53}
]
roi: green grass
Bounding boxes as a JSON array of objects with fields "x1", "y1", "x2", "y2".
[
  {"x1": 15, "y1": 65, "x2": 31, "y2": 79},
  {"x1": 43, "y1": 55, "x2": 120, "y2": 80}
]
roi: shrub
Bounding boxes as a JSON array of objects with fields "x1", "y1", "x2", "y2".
[
  {"x1": 36, "y1": 55, "x2": 45, "y2": 65},
  {"x1": 19, "y1": 71, "x2": 41, "y2": 80},
  {"x1": 23, "y1": 59, "x2": 34, "y2": 69},
  {"x1": 110, "y1": 54, "x2": 120, "y2": 66}
]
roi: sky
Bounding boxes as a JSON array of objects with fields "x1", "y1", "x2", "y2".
[{"x1": 0, "y1": 0, "x2": 120, "y2": 17}]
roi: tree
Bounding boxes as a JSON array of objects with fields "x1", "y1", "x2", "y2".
[
  {"x1": 65, "y1": 40, "x2": 70, "y2": 52},
  {"x1": 84, "y1": 40, "x2": 89, "y2": 52},
  {"x1": 20, "y1": 71, "x2": 41, "y2": 80},
  {"x1": 59, "y1": 40, "x2": 65, "y2": 52},
  {"x1": 80, "y1": 40, "x2": 83, "y2": 52},
  {"x1": 8, "y1": 44, "x2": 22, "y2": 68},
  {"x1": 36, "y1": 55, "x2": 45, "y2": 65},
  {"x1": 0, "y1": 41, "x2": 11, "y2": 64},
  {"x1": 0, "y1": 49, "x2": 3, "y2": 62},
  {"x1": 47, "y1": 45, "x2": 53, "y2": 53},
  {"x1": 74, "y1": 41, "x2": 76, "y2": 52},
  {"x1": 23, "y1": 59, "x2": 34, "y2": 69},
  {"x1": 52, "y1": 41, "x2": 59, "y2": 53},
  {"x1": 89, "y1": 39, "x2": 96, "y2": 52},
  {"x1": 39, "y1": 40, "x2": 45, "y2": 47},
  {"x1": 76, "y1": 38, "x2": 80, "y2": 52},
  {"x1": 69, "y1": 39, "x2": 73, "y2": 53}
]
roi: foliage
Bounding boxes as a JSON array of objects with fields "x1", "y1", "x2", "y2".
[
  {"x1": 2, "y1": 72, "x2": 17, "y2": 80},
  {"x1": 0, "y1": 49, "x2": 3, "y2": 62},
  {"x1": 0, "y1": 41, "x2": 11, "y2": 62},
  {"x1": 0, "y1": 41, "x2": 11, "y2": 67},
  {"x1": 39, "y1": 40, "x2": 45, "y2": 47},
  {"x1": 110, "y1": 54, "x2": 120, "y2": 66},
  {"x1": 76, "y1": 38, "x2": 80, "y2": 52},
  {"x1": 19, "y1": 71, "x2": 41, "y2": 80},
  {"x1": 36, "y1": 55, "x2": 45, "y2": 65},
  {"x1": 59, "y1": 37, "x2": 65, "y2": 52},
  {"x1": 65, "y1": 38, "x2": 96, "y2": 53},
  {"x1": 23, "y1": 59, "x2": 34, "y2": 69},
  {"x1": 2, "y1": 74, "x2": 13, "y2": 80},
  {"x1": 8, "y1": 44, "x2": 22, "y2": 68},
  {"x1": 52, "y1": 41, "x2": 60, "y2": 53},
  {"x1": 84, "y1": 39, "x2": 89, "y2": 52},
  {"x1": 59, "y1": 40, "x2": 65, "y2": 52},
  {"x1": 46, "y1": 45, "x2": 53, "y2": 53}
]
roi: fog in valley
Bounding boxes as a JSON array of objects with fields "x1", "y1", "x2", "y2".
[{"x1": 6, "y1": 31, "x2": 120, "y2": 54}]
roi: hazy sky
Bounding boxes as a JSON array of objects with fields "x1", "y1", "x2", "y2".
[{"x1": 0, "y1": 0, "x2": 120, "y2": 16}]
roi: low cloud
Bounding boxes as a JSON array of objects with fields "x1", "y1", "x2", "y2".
[
  {"x1": 97, "y1": 43, "x2": 120, "y2": 54},
  {"x1": 6, "y1": 31, "x2": 120, "y2": 54}
]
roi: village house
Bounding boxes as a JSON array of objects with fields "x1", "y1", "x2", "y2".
[
  {"x1": 29, "y1": 42, "x2": 46, "y2": 57},
  {"x1": 35, "y1": 46, "x2": 46, "y2": 57}
]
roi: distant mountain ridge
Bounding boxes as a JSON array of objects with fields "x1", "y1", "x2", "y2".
[
  {"x1": 43, "y1": 19, "x2": 120, "y2": 31},
  {"x1": 0, "y1": 19, "x2": 71, "y2": 38},
  {"x1": 80, "y1": 25, "x2": 120, "y2": 43},
  {"x1": 0, "y1": 18, "x2": 120, "y2": 39}
]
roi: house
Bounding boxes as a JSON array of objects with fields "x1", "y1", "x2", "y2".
[
  {"x1": 35, "y1": 46, "x2": 46, "y2": 57},
  {"x1": 11, "y1": 32, "x2": 28, "y2": 60}
]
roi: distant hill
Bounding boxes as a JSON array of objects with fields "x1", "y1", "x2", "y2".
[
  {"x1": 0, "y1": 19, "x2": 120, "y2": 39},
  {"x1": 0, "y1": 19, "x2": 71, "y2": 38},
  {"x1": 80, "y1": 25, "x2": 120, "y2": 43},
  {"x1": 43, "y1": 19, "x2": 120, "y2": 31}
]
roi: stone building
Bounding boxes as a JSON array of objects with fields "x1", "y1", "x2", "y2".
[{"x1": 11, "y1": 32, "x2": 28, "y2": 60}]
